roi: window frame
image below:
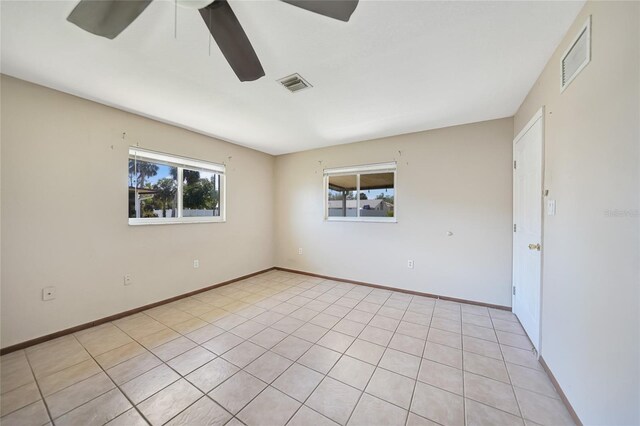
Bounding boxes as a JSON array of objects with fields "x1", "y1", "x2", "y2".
[
  {"x1": 128, "y1": 147, "x2": 226, "y2": 226},
  {"x1": 323, "y1": 162, "x2": 397, "y2": 223}
]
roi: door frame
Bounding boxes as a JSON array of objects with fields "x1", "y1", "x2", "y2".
[{"x1": 512, "y1": 107, "x2": 545, "y2": 354}]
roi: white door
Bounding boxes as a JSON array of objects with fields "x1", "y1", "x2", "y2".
[{"x1": 513, "y1": 108, "x2": 544, "y2": 352}]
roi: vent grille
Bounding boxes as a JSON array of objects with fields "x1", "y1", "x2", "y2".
[
  {"x1": 561, "y1": 16, "x2": 591, "y2": 91},
  {"x1": 278, "y1": 73, "x2": 312, "y2": 93}
]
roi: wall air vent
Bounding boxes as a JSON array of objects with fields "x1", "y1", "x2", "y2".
[
  {"x1": 561, "y1": 16, "x2": 591, "y2": 92},
  {"x1": 278, "y1": 73, "x2": 312, "y2": 93}
]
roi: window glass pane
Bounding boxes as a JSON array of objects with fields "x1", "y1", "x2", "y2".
[
  {"x1": 182, "y1": 168, "x2": 222, "y2": 217},
  {"x1": 128, "y1": 157, "x2": 178, "y2": 218},
  {"x1": 327, "y1": 174, "x2": 357, "y2": 217},
  {"x1": 359, "y1": 172, "x2": 395, "y2": 218}
]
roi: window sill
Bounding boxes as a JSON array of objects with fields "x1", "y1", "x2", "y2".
[
  {"x1": 325, "y1": 217, "x2": 397, "y2": 223},
  {"x1": 128, "y1": 217, "x2": 225, "y2": 226}
]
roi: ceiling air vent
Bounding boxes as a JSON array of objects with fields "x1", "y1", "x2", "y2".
[
  {"x1": 561, "y1": 16, "x2": 591, "y2": 92},
  {"x1": 278, "y1": 73, "x2": 312, "y2": 93}
]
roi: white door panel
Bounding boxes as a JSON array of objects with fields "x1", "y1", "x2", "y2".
[{"x1": 513, "y1": 109, "x2": 543, "y2": 352}]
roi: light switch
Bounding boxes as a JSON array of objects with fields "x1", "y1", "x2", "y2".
[{"x1": 547, "y1": 200, "x2": 556, "y2": 216}]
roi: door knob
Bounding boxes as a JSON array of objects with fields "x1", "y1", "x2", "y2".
[{"x1": 528, "y1": 243, "x2": 541, "y2": 251}]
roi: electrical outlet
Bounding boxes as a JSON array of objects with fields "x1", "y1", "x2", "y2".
[
  {"x1": 298, "y1": 248, "x2": 303, "y2": 255},
  {"x1": 407, "y1": 260, "x2": 414, "y2": 269},
  {"x1": 193, "y1": 259, "x2": 200, "y2": 269},
  {"x1": 124, "y1": 275, "x2": 132, "y2": 286},
  {"x1": 42, "y1": 286, "x2": 56, "y2": 301}
]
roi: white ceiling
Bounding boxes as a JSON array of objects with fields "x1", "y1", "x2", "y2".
[{"x1": 1, "y1": 0, "x2": 584, "y2": 155}]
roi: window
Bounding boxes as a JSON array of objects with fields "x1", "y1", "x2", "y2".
[
  {"x1": 324, "y1": 162, "x2": 396, "y2": 222},
  {"x1": 128, "y1": 148, "x2": 225, "y2": 225}
]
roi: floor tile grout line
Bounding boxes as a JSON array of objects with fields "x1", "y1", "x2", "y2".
[
  {"x1": 404, "y1": 298, "x2": 436, "y2": 426},
  {"x1": 101, "y1": 350, "x2": 163, "y2": 386},
  {"x1": 509, "y1": 380, "x2": 564, "y2": 400},
  {"x1": 230, "y1": 278, "x2": 451, "y2": 423},
  {"x1": 57, "y1": 326, "x2": 223, "y2": 424},
  {"x1": 342, "y1": 292, "x2": 406, "y2": 425},
  {"x1": 451, "y1": 360, "x2": 515, "y2": 387},
  {"x1": 54, "y1": 385, "x2": 121, "y2": 423},
  {"x1": 18, "y1": 344, "x2": 94, "y2": 384},
  {"x1": 19, "y1": 351, "x2": 54, "y2": 425},
  {"x1": 206, "y1": 278, "x2": 354, "y2": 424},
  {"x1": 410, "y1": 412, "x2": 448, "y2": 426},
  {"x1": 162, "y1": 394, "x2": 235, "y2": 426},
  {"x1": 65, "y1": 334, "x2": 152, "y2": 426},
  {"x1": 459, "y1": 301, "x2": 467, "y2": 426},
  {"x1": 114, "y1": 300, "x2": 279, "y2": 425},
  {"x1": 464, "y1": 394, "x2": 537, "y2": 422},
  {"x1": 273, "y1": 280, "x2": 384, "y2": 423},
  {"x1": 16, "y1": 338, "x2": 126, "y2": 419},
  {"x1": 156, "y1": 276, "x2": 355, "y2": 425},
  {"x1": 464, "y1": 308, "x2": 536, "y2": 422},
  {"x1": 43, "y1": 369, "x2": 113, "y2": 410},
  {"x1": 110, "y1": 316, "x2": 185, "y2": 358},
  {"x1": 105, "y1": 406, "x2": 145, "y2": 425},
  {"x1": 274, "y1": 285, "x2": 391, "y2": 425},
  {"x1": 415, "y1": 313, "x2": 559, "y2": 417},
  {"x1": 88, "y1": 339, "x2": 139, "y2": 368},
  {"x1": 404, "y1": 346, "x2": 428, "y2": 426},
  {"x1": 26, "y1": 356, "x2": 134, "y2": 423},
  {"x1": 488, "y1": 309, "x2": 526, "y2": 421}
]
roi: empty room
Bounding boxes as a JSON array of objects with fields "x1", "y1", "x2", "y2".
[{"x1": 0, "y1": 0, "x2": 638, "y2": 425}]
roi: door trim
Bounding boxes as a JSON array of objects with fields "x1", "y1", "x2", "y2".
[
  {"x1": 512, "y1": 106, "x2": 545, "y2": 354},
  {"x1": 514, "y1": 107, "x2": 544, "y2": 142}
]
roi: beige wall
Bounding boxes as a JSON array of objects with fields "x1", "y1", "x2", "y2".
[
  {"x1": 1, "y1": 76, "x2": 514, "y2": 350},
  {"x1": 275, "y1": 118, "x2": 514, "y2": 307},
  {"x1": 0, "y1": 76, "x2": 276, "y2": 348},
  {"x1": 514, "y1": 2, "x2": 639, "y2": 424}
]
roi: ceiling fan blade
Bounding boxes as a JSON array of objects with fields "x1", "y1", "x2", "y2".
[
  {"x1": 200, "y1": 1, "x2": 265, "y2": 82},
  {"x1": 67, "y1": 0, "x2": 152, "y2": 39},
  {"x1": 281, "y1": 0, "x2": 358, "y2": 22}
]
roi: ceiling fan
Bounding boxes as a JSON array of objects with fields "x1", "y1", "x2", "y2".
[{"x1": 66, "y1": 0, "x2": 359, "y2": 82}]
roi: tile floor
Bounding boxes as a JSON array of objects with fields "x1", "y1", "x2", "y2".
[{"x1": 0, "y1": 271, "x2": 575, "y2": 426}]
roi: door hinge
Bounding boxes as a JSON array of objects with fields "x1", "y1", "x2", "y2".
[
  {"x1": 513, "y1": 224, "x2": 517, "y2": 232},
  {"x1": 512, "y1": 286, "x2": 516, "y2": 296},
  {"x1": 513, "y1": 160, "x2": 517, "y2": 170}
]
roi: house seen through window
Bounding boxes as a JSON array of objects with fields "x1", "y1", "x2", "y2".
[{"x1": 325, "y1": 162, "x2": 396, "y2": 221}]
